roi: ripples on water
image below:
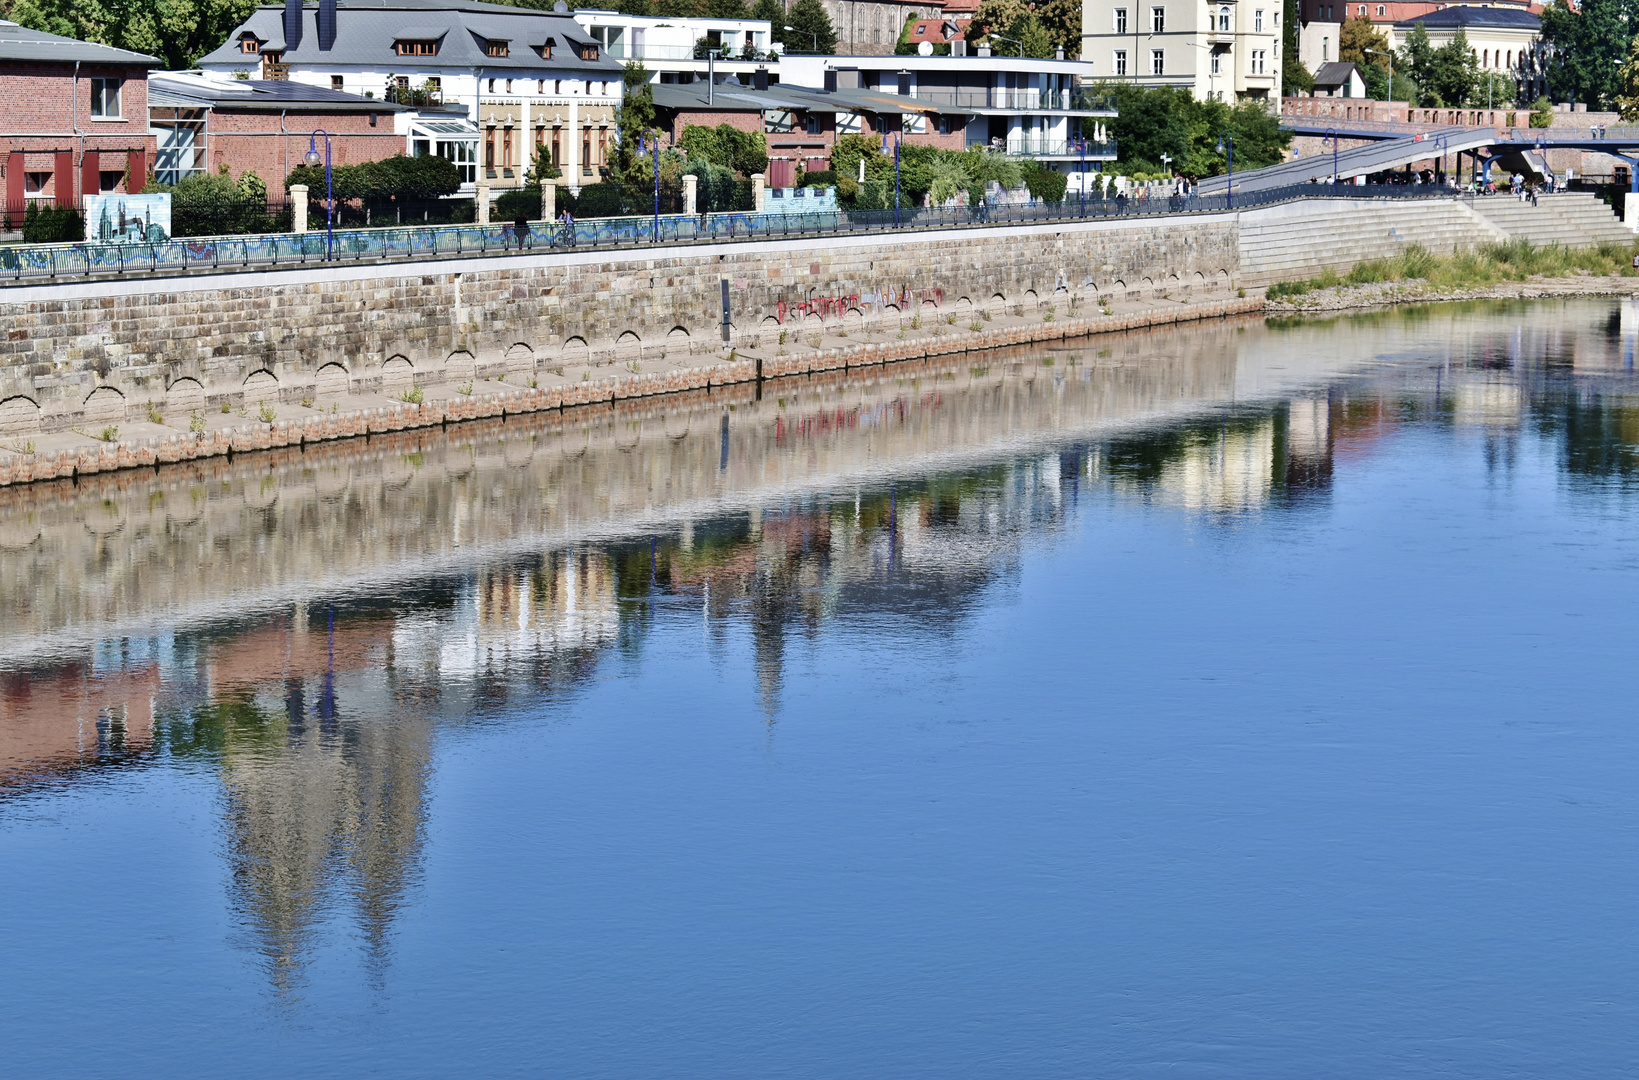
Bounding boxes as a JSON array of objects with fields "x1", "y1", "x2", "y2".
[{"x1": 4, "y1": 300, "x2": 1639, "y2": 1077}]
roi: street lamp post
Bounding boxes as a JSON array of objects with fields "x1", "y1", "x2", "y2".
[
  {"x1": 1079, "y1": 138, "x2": 1086, "y2": 217},
  {"x1": 304, "y1": 130, "x2": 333, "y2": 260},
  {"x1": 1324, "y1": 128, "x2": 1337, "y2": 189},
  {"x1": 1216, "y1": 133, "x2": 1234, "y2": 209},
  {"x1": 1363, "y1": 47, "x2": 1393, "y2": 108},
  {"x1": 639, "y1": 131, "x2": 661, "y2": 241},
  {"x1": 988, "y1": 32, "x2": 1025, "y2": 57},
  {"x1": 783, "y1": 25, "x2": 819, "y2": 52}
]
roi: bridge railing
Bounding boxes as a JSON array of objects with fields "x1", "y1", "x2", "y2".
[{"x1": 0, "y1": 184, "x2": 1467, "y2": 286}]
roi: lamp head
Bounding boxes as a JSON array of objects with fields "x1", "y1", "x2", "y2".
[{"x1": 304, "y1": 148, "x2": 323, "y2": 167}]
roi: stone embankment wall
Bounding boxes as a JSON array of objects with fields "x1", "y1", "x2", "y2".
[{"x1": 0, "y1": 215, "x2": 1240, "y2": 438}]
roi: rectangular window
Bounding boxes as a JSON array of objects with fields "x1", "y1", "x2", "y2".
[
  {"x1": 89, "y1": 78, "x2": 121, "y2": 118},
  {"x1": 503, "y1": 127, "x2": 513, "y2": 169},
  {"x1": 582, "y1": 130, "x2": 591, "y2": 172},
  {"x1": 1150, "y1": 48, "x2": 1164, "y2": 75},
  {"x1": 331, "y1": 75, "x2": 344, "y2": 90},
  {"x1": 1252, "y1": 49, "x2": 1266, "y2": 74},
  {"x1": 239, "y1": 36, "x2": 260, "y2": 54},
  {"x1": 1114, "y1": 49, "x2": 1127, "y2": 76},
  {"x1": 1211, "y1": 48, "x2": 1221, "y2": 74},
  {"x1": 578, "y1": 42, "x2": 598, "y2": 61},
  {"x1": 395, "y1": 40, "x2": 438, "y2": 56},
  {"x1": 1322, "y1": 36, "x2": 1329, "y2": 60},
  {"x1": 551, "y1": 129, "x2": 561, "y2": 166},
  {"x1": 803, "y1": 113, "x2": 822, "y2": 134},
  {"x1": 1114, "y1": 7, "x2": 1127, "y2": 32},
  {"x1": 1254, "y1": 9, "x2": 1264, "y2": 31},
  {"x1": 485, "y1": 129, "x2": 495, "y2": 171},
  {"x1": 1218, "y1": 9, "x2": 1231, "y2": 31},
  {"x1": 486, "y1": 39, "x2": 509, "y2": 57},
  {"x1": 1150, "y1": 6, "x2": 1164, "y2": 33}
]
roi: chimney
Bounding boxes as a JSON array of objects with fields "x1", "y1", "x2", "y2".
[
  {"x1": 318, "y1": 0, "x2": 337, "y2": 50},
  {"x1": 823, "y1": 67, "x2": 837, "y2": 92},
  {"x1": 1055, "y1": 45, "x2": 1064, "y2": 59},
  {"x1": 753, "y1": 65, "x2": 769, "y2": 91},
  {"x1": 952, "y1": 38, "x2": 966, "y2": 56},
  {"x1": 284, "y1": 0, "x2": 303, "y2": 51}
]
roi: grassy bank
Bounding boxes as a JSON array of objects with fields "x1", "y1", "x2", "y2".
[{"x1": 1266, "y1": 239, "x2": 1639, "y2": 300}]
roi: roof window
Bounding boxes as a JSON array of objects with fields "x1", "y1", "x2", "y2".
[
  {"x1": 578, "y1": 42, "x2": 599, "y2": 61},
  {"x1": 396, "y1": 39, "x2": 439, "y2": 56},
  {"x1": 486, "y1": 38, "x2": 509, "y2": 57},
  {"x1": 239, "y1": 34, "x2": 262, "y2": 54}
]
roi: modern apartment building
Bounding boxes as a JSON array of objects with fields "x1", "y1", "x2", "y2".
[
  {"x1": 780, "y1": 53, "x2": 1115, "y2": 165},
  {"x1": 199, "y1": 0, "x2": 625, "y2": 193},
  {"x1": 1081, "y1": 0, "x2": 1283, "y2": 101},
  {"x1": 571, "y1": 10, "x2": 783, "y2": 83}
]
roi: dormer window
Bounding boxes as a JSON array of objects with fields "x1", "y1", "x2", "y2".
[
  {"x1": 578, "y1": 42, "x2": 598, "y2": 61},
  {"x1": 395, "y1": 39, "x2": 439, "y2": 56},
  {"x1": 486, "y1": 38, "x2": 509, "y2": 57},
  {"x1": 239, "y1": 34, "x2": 262, "y2": 54},
  {"x1": 535, "y1": 37, "x2": 555, "y2": 59}
]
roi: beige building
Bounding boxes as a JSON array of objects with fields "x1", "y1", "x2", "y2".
[{"x1": 1082, "y1": 0, "x2": 1284, "y2": 101}]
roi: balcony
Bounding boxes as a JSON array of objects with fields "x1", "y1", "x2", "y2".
[
  {"x1": 995, "y1": 138, "x2": 1118, "y2": 159},
  {"x1": 386, "y1": 85, "x2": 445, "y2": 107},
  {"x1": 897, "y1": 89, "x2": 1117, "y2": 112}
]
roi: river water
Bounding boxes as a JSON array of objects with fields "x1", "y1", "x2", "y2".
[{"x1": 4, "y1": 300, "x2": 1639, "y2": 1078}]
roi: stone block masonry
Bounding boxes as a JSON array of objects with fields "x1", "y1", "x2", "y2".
[{"x1": 0, "y1": 213, "x2": 1242, "y2": 438}]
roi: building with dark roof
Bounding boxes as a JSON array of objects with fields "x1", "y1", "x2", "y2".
[
  {"x1": 148, "y1": 71, "x2": 409, "y2": 187},
  {"x1": 199, "y1": 0, "x2": 626, "y2": 194},
  {"x1": 0, "y1": 19, "x2": 158, "y2": 224}
]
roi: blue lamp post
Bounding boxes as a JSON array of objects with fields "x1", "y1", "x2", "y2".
[
  {"x1": 880, "y1": 128, "x2": 902, "y2": 226},
  {"x1": 304, "y1": 130, "x2": 333, "y2": 260},
  {"x1": 1215, "y1": 132, "x2": 1234, "y2": 209},
  {"x1": 1079, "y1": 135, "x2": 1086, "y2": 218},
  {"x1": 639, "y1": 131, "x2": 660, "y2": 241}
]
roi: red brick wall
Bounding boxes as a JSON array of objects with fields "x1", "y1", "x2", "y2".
[
  {"x1": 206, "y1": 109, "x2": 404, "y2": 186},
  {"x1": 0, "y1": 65, "x2": 153, "y2": 213}
]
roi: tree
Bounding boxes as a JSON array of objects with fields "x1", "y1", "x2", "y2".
[
  {"x1": 706, "y1": 0, "x2": 747, "y2": 17},
  {"x1": 1399, "y1": 22, "x2": 1437, "y2": 103},
  {"x1": 1009, "y1": 12, "x2": 1055, "y2": 59},
  {"x1": 2, "y1": 0, "x2": 261, "y2": 69},
  {"x1": 750, "y1": 0, "x2": 787, "y2": 45},
  {"x1": 782, "y1": 0, "x2": 836, "y2": 53},
  {"x1": 1282, "y1": 0, "x2": 1312, "y2": 95},
  {"x1": 678, "y1": 123, "x2": 768, "y2": 175},
  {"x1": 1619, "y1": 35, "x2": 1639, "y2": 119},
  {"x1": 1468, "y1": 71, "x2": 1516, "y2": 108},
  {"x1": 1541, "y1": 0, "x2": 1639, "y2": 110},
  {"x1": 1424, "y1": 28, "x2": 1479, "y2": 107},
  {"x1": 612, "y1": 61, "x2": 657, "y2": 198},
  {"x1": 1338, "y1": 15, "x2": 1389, "y2": 66},
  {"x1": 1034, "y1": 0, "x2": 1082, "y2": 58},
  {"x1": 966, "y1": 0, "x2": 1029, "y2": 48}
]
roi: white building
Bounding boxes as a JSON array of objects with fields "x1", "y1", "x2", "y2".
[
  {"x1": 572, "y1": 9, "x2": 783, "y2": 84},
  {"x1": 1081, "y1": 0, "x2": 1284, "y2": 102},
  {"x1": 780, "y1": 52, "x2": 1114, "y2": 163},
  {"x1": 198, "y1": 0, "x2": 625, "y2": 194}
]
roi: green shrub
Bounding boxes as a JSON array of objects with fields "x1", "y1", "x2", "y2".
[
  {"x1": 21, "y1": 203, "x2": 84, "y2": 243},
  {"x1": 1020, "y1": 160, "x2": 1068, "y2": 203},
  {"x1": 799, "y1": 169, "x2": 836, "y2": 188}
]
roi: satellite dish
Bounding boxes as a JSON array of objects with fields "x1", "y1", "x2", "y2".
[
  {"x1": 553, "y1": 1, "x2": 568, "y2": 10},
  {"x1": 917, "y1": 39, "x2": 934, "y2": 55}
]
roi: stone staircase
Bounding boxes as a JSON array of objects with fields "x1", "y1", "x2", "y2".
[
  {"x1": 1239, "y1": 197, "x2": 1506, "y2": 285},
  {"x1": 1468, "y1": 192, "x2": 1634, "y2": 247}
]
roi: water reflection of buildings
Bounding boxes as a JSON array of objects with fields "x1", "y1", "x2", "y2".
[{"x1": 12, "y1": 299, "x2": 1639, "y2": 993}]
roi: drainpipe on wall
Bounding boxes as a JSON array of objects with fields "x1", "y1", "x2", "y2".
[
  {"x1": 281, "y1": 108, "x2": 289, "y2": 181},
  {"x1": 72, "y1": 60, "x2": 82, "y2": 199}
]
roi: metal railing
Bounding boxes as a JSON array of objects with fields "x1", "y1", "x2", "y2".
[{"x1": 0, "y1": 183, "x2": 1466, "y2": 286}]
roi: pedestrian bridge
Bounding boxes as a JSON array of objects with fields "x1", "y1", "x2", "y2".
[{"x1": 1198, "y1": 127, "x2": 1497, "y2": 195}]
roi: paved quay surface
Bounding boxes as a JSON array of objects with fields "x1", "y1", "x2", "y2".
[{"x1": 0, "y1": 292, "x2": 1261, "y2": 487}]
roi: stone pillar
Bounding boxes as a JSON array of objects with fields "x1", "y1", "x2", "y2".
[
  {"x1": 476, "y1": 180, "x2": 491, "y2": 224},
  {"x1": 290, "y1": 184, "x2": 309, "y2": 233},
  {"x1": 683, "y1": 174, "x2": 697, "y2": 216},
  {"x1": 541, "y1": 178, "x2": 556, "y2": 221},
  {"x1": 751, "y1": 173, "x2": 765, "y2": 213}
]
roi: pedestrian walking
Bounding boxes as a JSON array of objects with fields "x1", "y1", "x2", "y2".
[{"x1": 513, "y1": 213, "x2": 531, "y2": 250}]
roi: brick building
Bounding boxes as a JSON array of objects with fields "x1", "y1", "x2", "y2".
[
  {"x1": 0, "y1": 19, "x2": 157, "y2": 225},
  {"x1": 148, "y1": 71, "x2": 408, "y2": 187}
]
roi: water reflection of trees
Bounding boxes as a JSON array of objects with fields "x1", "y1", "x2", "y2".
[{"x1": 14, "y1": 299, "x2": 1639, "y2": 994}]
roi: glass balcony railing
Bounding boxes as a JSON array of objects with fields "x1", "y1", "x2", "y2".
[{"x1": 887, "y1": 89, "x2": 1117, "y2": 112}]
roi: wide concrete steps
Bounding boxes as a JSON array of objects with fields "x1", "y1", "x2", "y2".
[
  {"x1": 1240, "y1": 197, "x2": 1504, "y2": 284},
  {"x1": 1469, "y1": 193, "x2": 1634, "y2": 247}
]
